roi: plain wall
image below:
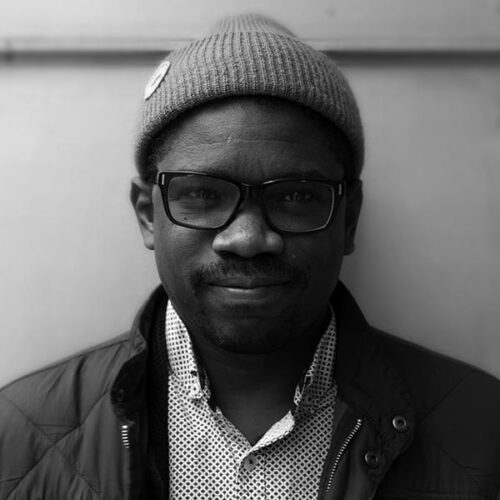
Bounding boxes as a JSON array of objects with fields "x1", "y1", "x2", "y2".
[
  {"x1": 2, "y1": 0, "x2": 500, "y2": 51},
  {"x1": 1, "y1": 2, "x2": 499, "y2": 385}
]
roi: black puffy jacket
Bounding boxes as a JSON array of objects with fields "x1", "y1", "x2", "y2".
[{"x1": 1, "y1": 283, "x2": 499, "y2": 500}]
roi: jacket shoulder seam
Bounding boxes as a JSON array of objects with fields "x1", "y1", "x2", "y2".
[
  {"x1": 0, "y1": 335, "x2": 129, "y2": 391},
  {"x1": 371, "y1": 329, "x2": 485, "y2": 375},
  {"x1": 418, "y1": 371, "x2": 473, "y2": 423}
]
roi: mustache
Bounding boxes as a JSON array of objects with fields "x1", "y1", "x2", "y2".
[{"x1": 190, "y1": 256, "x2": 308, "y2": 288}]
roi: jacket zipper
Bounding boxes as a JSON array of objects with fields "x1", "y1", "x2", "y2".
[
  {"x1": 120, "y1": 422, "x2": 133, "y2": 500},
  {"x1": 121, "y1": 423, "x2": 131, "y2": 449},
  {"x1": 326, "y1": 418, "x2": 363, "y2": 491}
]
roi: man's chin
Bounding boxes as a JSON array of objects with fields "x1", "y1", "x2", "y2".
[{"x1": 194, "y1": 313, "x2": 297, "y2": 355}]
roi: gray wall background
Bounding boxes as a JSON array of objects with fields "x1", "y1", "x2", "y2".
[{"x1": 1, "y1": 0, "x2": 499, "y2": 384}]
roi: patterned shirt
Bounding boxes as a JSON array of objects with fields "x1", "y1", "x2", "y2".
[{"x1": 166, "y1": 302, "x2": 337, "y2": 500}]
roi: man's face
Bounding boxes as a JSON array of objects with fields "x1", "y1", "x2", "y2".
[{"x1": 133, "y1": 97, "x2": 361, "y2": 354}]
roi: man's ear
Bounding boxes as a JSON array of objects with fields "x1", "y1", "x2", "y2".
[
  {"x1": 344, "y1": 179, "x2": 363, "y2": 255},
  {"x1": 130, "y1": 176, "x2": 155, "y2": 250}
]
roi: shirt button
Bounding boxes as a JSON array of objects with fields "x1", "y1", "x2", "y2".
[
  {"x1": 303, "y1": 394, "x2": 314, "y2": 405},
  {"x1": 364, "y1": 451, "x2": 382, "y2": 468},
  {"x1": 243, "y1": 454, "x2": 257, "y2": 472},
  {"x1": 392, "y1": 415, "x2": 409, "y2": 432}
]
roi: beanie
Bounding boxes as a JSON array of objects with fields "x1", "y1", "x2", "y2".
[{"x1": 135, "y1": 14, "x2": 364, "y2": 179}]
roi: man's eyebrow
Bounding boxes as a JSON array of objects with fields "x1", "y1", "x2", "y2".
[
  {"x1": 193, "y1": 166, "x2": 342, "y2": 180},
  {"x1": 263, "y1": 169, "x2": 338, "y2": 180}
]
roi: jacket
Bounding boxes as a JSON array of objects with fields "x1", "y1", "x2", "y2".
[{"x1": 1, "y1": 282, "x2": 499, "y2": 500}]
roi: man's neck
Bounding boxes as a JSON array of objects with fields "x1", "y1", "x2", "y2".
[{"x1": 188, "y1": 311, "x2": 329, "y2": 444}]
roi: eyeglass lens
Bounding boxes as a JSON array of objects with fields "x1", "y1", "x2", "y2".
[{"x1": 166, "y1": 174, "x2": 335, "y2": 232}]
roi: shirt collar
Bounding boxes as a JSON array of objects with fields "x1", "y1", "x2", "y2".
[
  {"x1": 165, "y1": 301, "x2": 207, "y2": 400},
  {"x1": 293, "y1": 307, "x2": 337, "y2": 409}
]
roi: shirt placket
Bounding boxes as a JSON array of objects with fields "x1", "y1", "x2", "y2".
[
  {"x1": 213, "y1": 405, "x2": 299, "y2": 500},
  {"x1": 209, "y1": 408, "x2": 264, "y2": 499}
]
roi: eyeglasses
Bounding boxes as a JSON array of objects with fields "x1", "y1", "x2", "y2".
[{"x1": 155, "y1": 171, "x2": 346, "y2": 234}]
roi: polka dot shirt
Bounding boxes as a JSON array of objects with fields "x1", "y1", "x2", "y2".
[{"x1": 166, "y1": 302, "x2": 337, "y2": 499}]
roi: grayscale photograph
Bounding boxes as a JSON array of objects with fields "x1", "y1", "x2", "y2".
[{"x1": 0, "y1": 1, "x2": 499, "y2": 498}]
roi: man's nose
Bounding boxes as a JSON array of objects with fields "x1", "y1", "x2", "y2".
[{"x1": 212, "y1": 201, "x2": 285, "y2": 258}]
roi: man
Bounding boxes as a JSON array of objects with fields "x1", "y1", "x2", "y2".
[{"x1": 1, "y1": 13, "x2": 499, "y2": 500}]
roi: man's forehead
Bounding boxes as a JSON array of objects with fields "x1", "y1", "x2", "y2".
[
  {"x1": 157, "y1": 97, "x2": 350, "y2": 159},
  {"x1": 153, "y1": 97, "x2": 346, "y2": 181}
]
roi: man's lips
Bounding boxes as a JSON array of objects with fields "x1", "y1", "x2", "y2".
[
  {"x1": 203, "y1": 276, "x2": 293, "y2": 306},
  {"x1": 206, "y1": 276, "x2": 292, "y2": 288}
]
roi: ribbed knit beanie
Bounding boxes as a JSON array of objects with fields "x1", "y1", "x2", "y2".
[{"x1": 135, "y1": 14, "x2": 364, "y2": 179}]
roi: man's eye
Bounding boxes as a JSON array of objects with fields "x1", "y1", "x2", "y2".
[
  {"x1": 281, "y1": 191, "x2": 313, "y2": 202},
  {"x1": 186, "y1": 189, "x2": 219, "y2": 200}
]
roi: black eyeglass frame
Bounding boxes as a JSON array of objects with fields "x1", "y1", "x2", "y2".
[{"x1": 155, "y1": 171, "x2": 347, "y2": 234}]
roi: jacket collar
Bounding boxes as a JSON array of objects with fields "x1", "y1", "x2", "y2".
[
  {"x1": 114, "y1": 281, "x2": 415, "y2": 457},
  {"x1": 110, "y1": 286, "x2": 166, "y2": 418},
  {"x1": 332, "y1": 281, "x2": 415, "y2": 470}
]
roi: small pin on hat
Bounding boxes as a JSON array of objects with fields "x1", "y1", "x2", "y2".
[{"x1": 144, "y1": 60, "x2": 171, "y2": 100}]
